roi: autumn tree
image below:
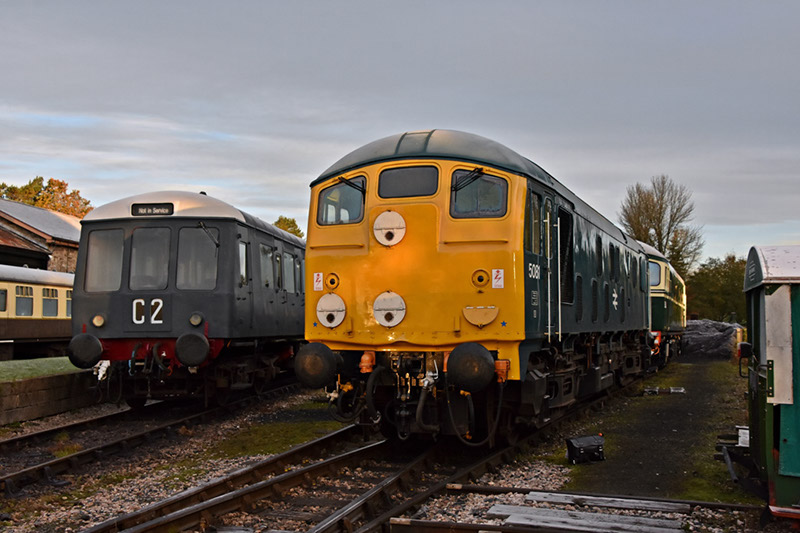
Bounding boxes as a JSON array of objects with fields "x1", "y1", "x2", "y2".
[
  {"x1": 273, "y1": 216, "x2": 304, "y2": 238},
  {"x1": 619, "y1": 175, "x2": 703, "y2": 279},
  {"x1": 0, "y1": 177, "x2": 93, "y2": 218},
  {"x1": 686, "y1": 254, "x2": 746, "y2": 324}
]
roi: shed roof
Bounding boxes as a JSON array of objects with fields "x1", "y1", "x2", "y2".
[
  {"x1": 744, "y1": 246, "x2": 800, "y2": 291},
  {"x1": 0, "y1": 198, "x2": 81, "y2": 244}
]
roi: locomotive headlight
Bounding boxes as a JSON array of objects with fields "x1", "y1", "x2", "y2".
[
  {"x1": 189, "y1": 313, "x2": 204, "y2": 327},
  {"x1": 91, "y1": 314, "x2": 106, "y2": 328},
  {"x1": 316, "y1": 293, "x2": 346, "y2": 328}
]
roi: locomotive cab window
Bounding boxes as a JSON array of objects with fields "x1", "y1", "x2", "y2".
[
  {"x1": 317, "y1": 176, "x2": 366, "y2": 225},
  {"x1": 130, "y1": 227, "x2": 170, "y2": 291},
  {"x1": 85, "y1": 229, "x2": 124, "y2": 292},
  {"x1": 450, "y1": 169, "x2": 507, "y2": 218},
  {"x1": 379, "y1": 166, "x2": 438, "y2": 198},
  {"x1": 524, "y1": 190, "x2": 541, "y2": 254},
  {"x1": 558, "y1": 208, "x2": 574, "y2": 304},
  {"x1": 177, "y1": 227, "x2": 219, "y2": 290},
  {"x1": 649, "y1": 262, "x2": 661, "y2": 287}
]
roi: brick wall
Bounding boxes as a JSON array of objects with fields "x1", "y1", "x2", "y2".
[{"x1": 0, "y1": 371, "x2": 99, "y2": 425}]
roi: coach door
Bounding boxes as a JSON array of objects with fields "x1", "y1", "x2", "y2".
[{"x1": 524, "y1": 186, "x2": 548, "y2": 340}]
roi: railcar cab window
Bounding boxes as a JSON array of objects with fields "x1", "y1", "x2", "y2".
[
  {"x1": 379, "y1": 166, "x2": 438, "y2": 198},
  {"x1": 177, "y1": 227, "x2": 219, "y2": 290},
  {"x1": 317, "y1": 176, "x2": 366, "y2": 225},
  {"x1": 130, "y1": 227, "x2": 170, "y2": 291},
  {"x1": 450, "y1": 169, "x2": 508, "y2": 218},
  {"x1": 649, "y1": 262, "x2": 661, "y2": 286},
  {"x1": 85, "y1": 229, "x2": 124, "y2": 292}
]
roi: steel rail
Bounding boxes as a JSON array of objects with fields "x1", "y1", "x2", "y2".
[
  {"x1": 82, "y1": 424, "x2": 364, "y2": 533},
  {"x1": 0, "y1": 382, "x2": 298, "y2": 496},
  {"x1": 117, "y1": 440, "x2": 391, "y2": 533}
]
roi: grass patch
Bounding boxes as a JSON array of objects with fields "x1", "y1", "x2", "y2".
[
  {"x1": 212, "y1": 419, "x2": 344, "y2": 458},
  {"x1": 211, "y1": 399, "x2": 345, "y2": 458},
  {"x1": 0, "y1": 357, "x2": 81, "y2": 382}
]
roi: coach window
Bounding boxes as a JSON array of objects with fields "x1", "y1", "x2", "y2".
[
  {"x1": 238, "y1": 242, "x2": 248, "y2": 286},
  {"x1": 317, "y1": 176, "x2": 365, "y2": 225},
  {"x1": 66, "y1": 290, "x2": 72, "y2": 317},
  {"x1": 649, "y1": 261, "x2": 661, "y2": 287},
  {"x1": 259, "y1": 245, "x2": 276, "y2": 288},
  {"x1": 130, "y1": 227, "x2": 170, "y2": 291},
  {"x1": 0, "y1": 289, "x2": 6, "y2": 312},
  {"x1": 43, "y1": 288, "x2": 58, "y2": 317},
  {"x1": 379, "y1": 166, "x2": 438, "y2": 198},
  {"x1": 283, "y1": 252, "x2": 296, "y2": 293},
  {"x1": 85, "y1": 229, "x2": 124, "y2": 292},
  {"x1": 177, "y1": 227, "x2": 219, "y2": 290},
  {"x1": 15, "y1": 285, "x2": 33, "y2": 316},
  {"x1": 450, "y1": 169, "x2": 507, "y2": 218}
]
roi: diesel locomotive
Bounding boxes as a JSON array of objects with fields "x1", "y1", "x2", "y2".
[
  {"x1": 68, "y1": 191, "x2": 305, "y2": 406},
  {"x1": 641, "y1": 242, "x2": 686, "y2": 365},
  {"x1": 296, "y1": 129, "x2": 656, "y2": 443}
]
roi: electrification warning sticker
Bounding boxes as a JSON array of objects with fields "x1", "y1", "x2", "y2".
[
  {"x1": 313, "y1": 272, "x2": 323, "y2": 291},
  {"x1": 492, "y1": 269, "x2": 504, "y2": 289}
]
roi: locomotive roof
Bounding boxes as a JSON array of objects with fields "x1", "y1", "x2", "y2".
[
  {"x1": 314, "y1": 129, "x2": 555, "y2": 186},
  {"x1": 313, "y1": 129, "x2": 639, "y2": 253},
  {"x1": 83, "y1": 191, "x2": 304, "y2": 247},
  {"x1": 744, "y1": 245, "x2": 800, "y2": 291},
  {"x1": 638, "y1": 241, "x2": 667, "y2": 261},
  {"x1": 0, "y1": 264, "x2": 74, "y2": 286}
]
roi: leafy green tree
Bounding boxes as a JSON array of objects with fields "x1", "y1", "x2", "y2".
[
  {"x1": 0, "y1": 176, "x2": 93, "y2": 218},
  {"x1": 273, "y1": 216, "x2": 304, "y2": 238},
  {"x1": 619, "y1": 175, "x2": 703, "y2": 279},
  {"x1": 686, "y1": 254, "x2": 746, "y2": 324}
]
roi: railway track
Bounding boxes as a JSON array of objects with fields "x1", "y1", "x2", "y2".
[{"x1": 0, "y1": 382, "x2": 298, "y2": 496}]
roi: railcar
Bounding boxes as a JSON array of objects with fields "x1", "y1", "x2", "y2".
[
  {"x1": 738, "y1": 245, "x2": 800, "y2": 519},
  {"x1": 0, "y1": 264, "x2": 74, "y2": 360},
  {"x1": 640, "y1": 242, "x2": 686, "y2": 365},
  {"x1": 68, "y1": 191, "x2": 305, "y2": 406},
  {"x1": 296, "y1": 129, "x2": 653, "y2": 443}
]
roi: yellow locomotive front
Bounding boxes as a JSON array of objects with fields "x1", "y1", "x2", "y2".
[{"x1": 297, "y1": 131, "x2": 529, "y2": 442}]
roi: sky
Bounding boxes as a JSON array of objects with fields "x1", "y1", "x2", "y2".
[{"x1": 1, "y1": 1, "x2": 798, "y2": 263}]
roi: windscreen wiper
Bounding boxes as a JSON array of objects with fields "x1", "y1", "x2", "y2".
[
  {"x1": 452, "y1": 167, "x2": 485, "y2": 192},
  {"x1": 198, "y1": 221, "x2": 220, "y2": 247},
  {"x1": 338, "y1": 176, "x2": 366, "y2": 194}
]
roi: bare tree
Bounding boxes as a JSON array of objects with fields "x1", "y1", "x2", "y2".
[{"x1": 619, "y1": 175, "x2": 703, "y2": 279}]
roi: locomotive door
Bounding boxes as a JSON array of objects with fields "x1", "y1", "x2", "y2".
[{"x1": 523, "y1": 186, "x2": 549, "y2": 340}]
